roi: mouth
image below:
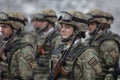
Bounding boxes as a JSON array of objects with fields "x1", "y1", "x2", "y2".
[{"x1": 62, "y1": 34, "x2": 67, "y2": 36}]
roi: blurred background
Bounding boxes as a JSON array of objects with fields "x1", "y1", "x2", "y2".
[{"x1": 0, "y1": 0, "x2": 120, "y2": 34}]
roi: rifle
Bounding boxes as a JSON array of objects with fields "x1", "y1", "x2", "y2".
[
  {"x1": 37, "y1": 44, "x2": 45, "y2": 55},
  {"x1": 36, "y1": 30, "x2": 56, "y2": 67},
  {"x1": 48, "y1": 32, "x2": 81, "y2": 80},
  {"x1": 0, "y1": 30, "x2": 18, "y2": 61},
  {"x1": 37, "y1": 30, "x2": 56, "y2": 55}
]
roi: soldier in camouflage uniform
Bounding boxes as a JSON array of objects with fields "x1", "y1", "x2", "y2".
[
  {"x1": 86, "y1": 9, "x2": 120, "y2": 80},
  {"x1": 30, "y1": 9, "x2": 62, "y2": 80},
  {"x1": 20, "y1": 15, "x2": 37, "y2": 48},
  {"x1": 0, "y1": 12, "x2": 37, "y2": 80},
  {"x1": 49, "y1": 11, "x2": 102, "y2": 80}
]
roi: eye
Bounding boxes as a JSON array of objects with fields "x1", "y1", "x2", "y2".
[{"x1": 66, "y1": 26, "x2": 71, "y2": 28}]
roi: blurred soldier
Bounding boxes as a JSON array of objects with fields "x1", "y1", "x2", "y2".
[
  {"x1": 18, "y1": 14, "x2": 37, "y2": 51},
  {"x1": 86, "y1": 9, "x2": 120, "y2": 80},
  {"x1": 31, "y1": 9, "x2": 62, "y2": 80},
  {"x1": 49, "y1": 11, "x2": 102, "y2": 80},
  {"x1": 0, "y1": 12, "x2": 37, "y2": 80}
]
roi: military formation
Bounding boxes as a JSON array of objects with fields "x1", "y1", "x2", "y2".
[{"x1": 0, "y1": 9, "x2": 119, "y2": 80}]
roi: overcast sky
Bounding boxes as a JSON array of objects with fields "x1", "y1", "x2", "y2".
[{"x1": 0, "y1": 0, "x2": 120, "y2": 34}]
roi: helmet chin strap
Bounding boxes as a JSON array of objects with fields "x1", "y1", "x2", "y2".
[
  {"x1": 89, "y1": 23, "x2": 103, "y2": 36},
  {"x1": 41, "y1": 23, "x2": 49, "y2": 32},
  {"x1": 61, "y1": 33, "x2": 74, "y2": 42},
  {"x1": 3, "y1": 33, "x2": 13, "y2": 41},
  {"x1": 89, "y1": 30, "x2": 96, "y2": 36}
]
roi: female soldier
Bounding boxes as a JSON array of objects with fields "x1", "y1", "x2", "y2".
[{"x1": 49, "y1": 11, "x2": 103, "y2": 80}]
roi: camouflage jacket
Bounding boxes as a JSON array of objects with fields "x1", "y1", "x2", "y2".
[
  {"x1": 20, "y1": 30, "x2": 37, "y2": 49},
  {"x1": 50, "y1": 40, "x2": 102, "y2": 80},
  {"x1": 0, "y1": 37, "x2": 37, "y2": 80},
  {"x1": 86, "y1": 31, "x2": 120, "y2": 80}
]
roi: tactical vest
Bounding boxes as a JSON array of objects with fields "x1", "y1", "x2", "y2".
[
  {"x1": 36, "y1": 30, "x2": 60, "y2": 73},
  {"x1": 90, "y1": 31, "x2": 120, "y2": 79},
  {"x1": 50, "y1": 42, "x2": 99, "y2": 80},
  {"x1": 4, "y1": 39, "x2": 32, "y2": 79}
]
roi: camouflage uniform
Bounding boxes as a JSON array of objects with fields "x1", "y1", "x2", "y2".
[
  {"x1": 50, "y1": 11, "x2": 102, "y2": 80},
  {"x1": 86, "y1": 9, "x2": 120, "y2": 80},
  {"x1": 0, "y1": 12, "x2": 37, "y2": 80},
  {"x1": 21, "y1": 30, "x2": 37, "y2": 50},
  {"x1": 30, "y1": 9, "x2": 62, "y2": 80},
  {"x1": 18, "y1": 14, "x2": 37, "y2": 49}
]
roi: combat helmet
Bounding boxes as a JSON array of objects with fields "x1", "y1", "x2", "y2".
[
  {"x1": 0, "y1": 12, "x2": 27, "y2": 31},
  {"x1": 31, "y1": 9, "x2": 57, "y2": 23},
  {"x1": 87, "y1": 9, "x2": 114, "y2": 25},
  {"x1": 58, "y1": 11, "x2": 88, "y2": 32}
]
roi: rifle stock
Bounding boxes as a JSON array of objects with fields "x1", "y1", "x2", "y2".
[
  {"x1": 53, "y1": 59, "x2": 70, "y2": 78},
  {"x1": 0, "y1": 46, "x2": 6, "y2": 61},
  {"x1": 37, "y1": 44, "x2": 45, "y2": 55},
  {"x1": 49, "y1": 59, "x2": 70, "y2": 80},
  {"x1": 49, "y1": 32, "x2": 80, "y2": 80}
]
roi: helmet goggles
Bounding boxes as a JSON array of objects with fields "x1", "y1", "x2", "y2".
[
  {"x1": 58, "y1": 11, "x2": 88, "y2": 25},
  {"x1": 32, "y1": 13, "x2": 57, "y2": 21},
  {"x1": 0, "y1": 12, "x2": 25, "y2": 25},
  {"x1": 88, "y1": 14, "x2": 114, "y2": 21}
]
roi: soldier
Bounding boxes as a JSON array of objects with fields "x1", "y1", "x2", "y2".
[
  {"x1": 86, "y1": 9, "x2": 120, "y2": 80},
  {"x1": 31, "y1": 9, "x2": 62, "y2": 80},
  {"x1": 18, "y1": 13, "x2": 37, "y2": 50},
  {"x1": 49, "y1": 11, "x2": 102, "y2": 80},
  {"x1": 0, "y1": 12, "x2": 37, "y2": 80}
]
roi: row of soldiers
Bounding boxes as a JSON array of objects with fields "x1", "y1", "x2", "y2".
[{"x1": 0, "y1": 9, "x2": 120, "y2": 80}]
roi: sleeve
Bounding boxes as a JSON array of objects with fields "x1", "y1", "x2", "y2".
[
  {"x1": 22, "y1": 34, "x2": 36, "y2": 47},
  {"x1": 100, "y1": 40, "x2": 119, "y2": 66},
  {"x1": 75, "y1": 48, "x2": 102, "y2": 80},
  {"x1": 52, "y1": 34, "x2": 62, "y2": 51},
  {"x1": 18, "y1": 46, "x2": 37, "y2": 80}
]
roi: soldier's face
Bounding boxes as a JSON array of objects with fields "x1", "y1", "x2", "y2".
[
  {"x1": 0, "y1": 24, "x2": 13, "y2": 40},
  {"x1": 61, "y1": 24, "x2": 74, "y2": 39},
  {"x1": 38, "y1": 20, "x2": 48, "y2": 30},
  {"x1": 32, "y1": 20, "x2": 48, "y2": 30},
  {"x1": 32, "y1": 21, "x2": 41, "y2": 29},
  {"x1": 88, "y1": 21, "x2": 97, "y2": 34}
]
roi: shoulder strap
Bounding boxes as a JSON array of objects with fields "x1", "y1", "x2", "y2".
[
  {"x1": 7, "y1": 40, "x2": 32, "y2": 75},
  {"x1": 52, "y1": 44, "x2": 64, "y2": 55},
  {"x1": 66, "y1": 43, "x2": 83, "y2": 59},
  {"x1": 44, "y1": 30, "x2": 59, "y2": 45}
]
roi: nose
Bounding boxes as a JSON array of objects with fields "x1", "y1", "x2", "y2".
[
  {"x1": 61, "y1": 24, "x2": 66, "y2": 32},
  {"x1": 61, "y1": 27, "x2": 66, "y2": 33}
]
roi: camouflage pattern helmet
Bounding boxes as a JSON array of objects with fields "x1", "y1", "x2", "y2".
[
  {"x1": 87, "y1": 9, "x2": 114, "y2": 25},
  {"x1": 107, "y1": 12, "x2": 114, "y2": 24},
  {"x1": 0, "y1": 12, "x2": 26, "y2": 31},
  {"x1": 58, "y1": 11, "x2": 88, "y2": 32},
  {"x1": 31, "y1": 9, "x2": 57, "y2": 23}
]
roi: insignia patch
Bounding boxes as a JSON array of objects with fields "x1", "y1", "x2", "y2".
[{"x1": 88, "y1": 57, "x2": 97, "y2": 66}]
